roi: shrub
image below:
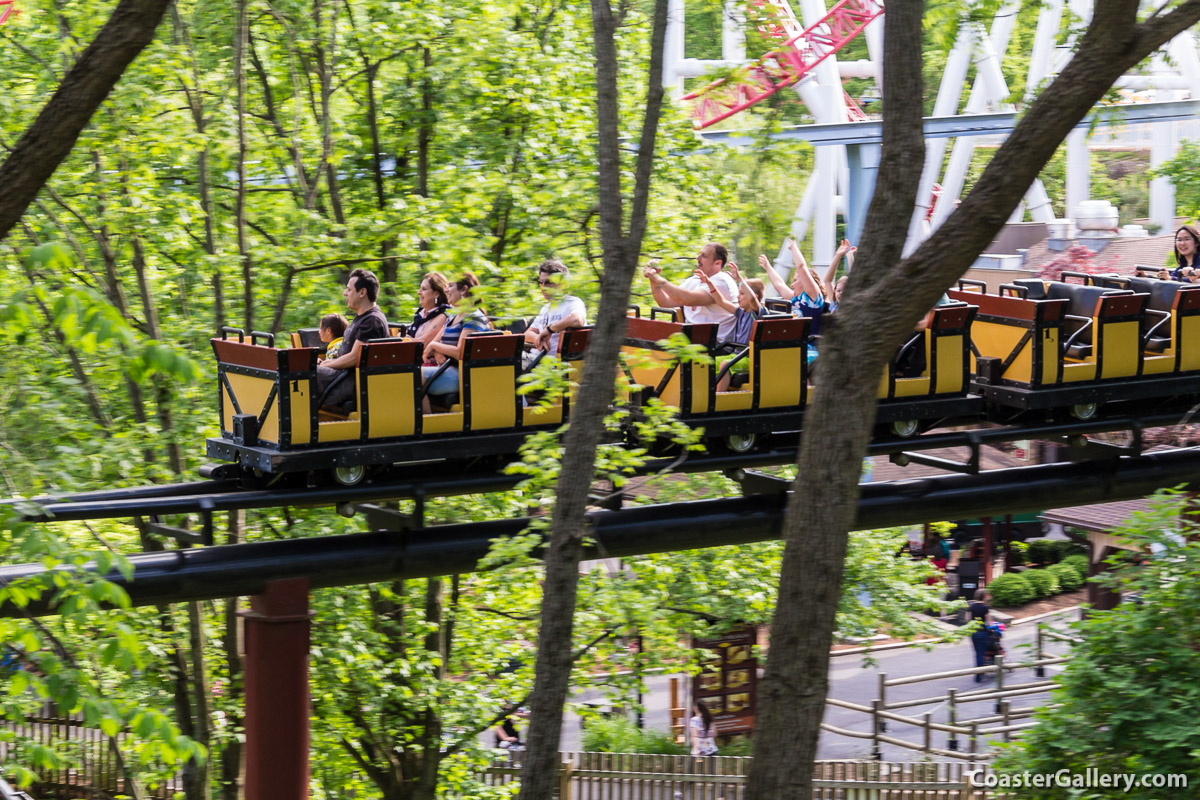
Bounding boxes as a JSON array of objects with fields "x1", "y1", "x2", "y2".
[
  {"x1": 1027, "y1": 539, "x2": 1061, "y2": 565},
  {"x1": 1008, "y1": 541, "x2": 1029, "y2": 567},
  {"x1": 1054, "y1": 540, "x2": 1087, "y2": 560},
  {"x1": 1024, "y1": 568, "x2": 1060, "y2": 599},
  {"x1": 988, "y1": 573, "x2": 1035, "y2": 607},
  {"x1": 581, "y1": 716, "x2": 687, "y2": 755},
  {"x1": 1048, "y1": 562, "x2": 1083, "y2": 592},
  {"x1": 1061, "y1": 554, "x2": 1089, "y2": 582}
]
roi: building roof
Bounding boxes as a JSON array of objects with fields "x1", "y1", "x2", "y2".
[
  {"x1": 1018, "y1": 234, "x2": 1175, "y2": 275},
  {"x1": 1040, "y1": 498, "x2": 1155, "y2": 533}
]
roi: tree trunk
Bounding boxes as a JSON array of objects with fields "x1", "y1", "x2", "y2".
[
  {"x1": 517, "y1": 0, "x2": 668, "y2": 797},
  {"x1": 233, "y1": 0, "x2": 253, "y2": 330},
  {"x1": 0, "y1": 0, "x2": 171, "y2": 243},
  {"x1": 746, "y1": 1, "x2": 1200, "y2": 797}
]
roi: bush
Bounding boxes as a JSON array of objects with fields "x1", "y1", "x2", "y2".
[
  {"x1": 1027, "y1": 539, "x2": 1061, "y2": 565},
  {"x1": 1054, "y1": 540, "x2": 1086, "y2": 560},
  {"x1": 1008, "y1": 541, "x2": 1029, "y2": 567},
  {"x1": 1023, "y1": 568, "x2": 1060, "y2": 599},
  {"x1": 581, "y1": 716, "x2": 687, "y2": 755},
  {"x1": 988, "y1": 573, "x2": 1035, "y2": 607},
  {"x1": 1061, "y1": 554, "x2": 1089, "y2": 582},
  {"x1": 1048, "y1": 562, "x2": 1082, "y2": 592}
]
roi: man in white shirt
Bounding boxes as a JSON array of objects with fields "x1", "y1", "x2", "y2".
[
  {"x1": 642, "y1": 243, "x2": 737, "y2": 341},
  {"x1": 525, "y1": 259, "x2": 588, "y2": 358}
]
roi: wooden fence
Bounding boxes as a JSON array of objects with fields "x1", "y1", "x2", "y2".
[
  {"x1": 0, "y1": 715, "x2": 181, "y2": 800},
  {"x1": 481, "y1": 753, "x2": 993, "y2": 799}
]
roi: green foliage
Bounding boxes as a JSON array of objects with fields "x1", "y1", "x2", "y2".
[
  {"x1": 0, "y1": 511, "x2": 204, "y2": 790},
  {"x1": 988, "y1": 572, "x2": 1034, "y2": 608},
  {"x1": 1061, "y1": 554, "x2": 1089, "y2": 583},
  {"x1": 1151, "y1": 139, "x2": 1200, "y2": 220},
  {"x1": 1047, "y1": 562, "x2": 1082, "y2": 592},
  {"x1": 1026, "y1": 538, "x2": 1061, "y2": 565},
  {"x1": 580, "y1": 716, "x2": 687, "y2": 755},
  {"x1": 994, "y1": 492, "x2": 1200, "y2": 798},
  {"x1": 1008, "y1": 540, "x2": 1028, "y2": 567},
  {"x1": 1054, "y1": 539, "x2": 1086, "y2": 561},
  {"x1": 1023, "y1": 567, "x2": 1059, "y2": 599}
]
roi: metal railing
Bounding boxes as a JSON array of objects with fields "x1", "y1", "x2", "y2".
[{"x1": 821, "y1": 622, "x2": 1076, "y2": 761}]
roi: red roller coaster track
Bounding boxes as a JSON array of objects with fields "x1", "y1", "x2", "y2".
[
  {"x1": 0, "y1": 1, "x2": 15, "y2": 25},
  {"x1": 683, "y1": 0, "x2": 883, "y2": 129}
]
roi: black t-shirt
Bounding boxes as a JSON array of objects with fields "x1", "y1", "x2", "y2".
[
  {"x1": 343, "y1": 306, "x2": 389, "y2": 353},
  {"x1": 494, "y1": 718, "x2": 520, "y2": 747},
  {"x1": 969, "y1": 601, "x2": 989, "y2": 621}
]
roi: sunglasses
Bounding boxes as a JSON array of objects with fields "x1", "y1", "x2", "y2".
[{"x1": 536, "y1": 277, "x2": 561, "y2": 287}]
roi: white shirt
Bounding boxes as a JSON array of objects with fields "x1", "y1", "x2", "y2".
[
  {"x1": 680, "y1": 272, "x2": 737, "y2": 341},
  {"x1": 532, "y1": 294, "x2": 587, "y2": 356}
]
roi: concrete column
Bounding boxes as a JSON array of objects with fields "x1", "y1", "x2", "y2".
[
  {"x1": 663, "y1": 0, "x2": 686, "y2": 93},
  {"x1": 845, "y1": 143, "x2": 881, "y2": 246},
  {"x1": 243, "y1": 578, "x2": 314, "y2": 800},
  {"x1": 1065, "y1": 127, "x2": 1090, "y2": 218},
  {"x1": 1150, "y1": 118, "x2": 1177, "y2": 233}
]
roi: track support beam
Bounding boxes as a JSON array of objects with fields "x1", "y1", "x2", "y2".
[{"x1": 242, "y1": 578, "x2": 313, "y2": 800}]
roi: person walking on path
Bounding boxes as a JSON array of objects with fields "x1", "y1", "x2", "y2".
[
  {"x1": 969, "y1": 589, "x2": 992, "y2": 682},
  {"x1": 689, "y1": 700, "x2": 718, "y2": 756}
]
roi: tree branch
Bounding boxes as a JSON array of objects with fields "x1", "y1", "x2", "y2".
[{"x1": 0, "y1": 0, "x2": 172, "y2": 243}]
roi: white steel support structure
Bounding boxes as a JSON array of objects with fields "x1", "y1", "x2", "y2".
[{"x1": 672, "y1": 0, "x2": 1199, "y2": 260}]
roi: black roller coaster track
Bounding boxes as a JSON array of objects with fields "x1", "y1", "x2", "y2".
[
  {"x1": 1, "y1": 446, "x2": 1199, "y2": 617},
  {"x1": 1, "y1": 411, "x2": 1187, "y2": 524}
]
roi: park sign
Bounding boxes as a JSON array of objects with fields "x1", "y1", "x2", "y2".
[{"x1": 692, "y1": 623, "x2": 758, "y2": 735}]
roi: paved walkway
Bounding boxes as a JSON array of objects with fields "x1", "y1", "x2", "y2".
[{"x1": 559, "y1": 609, "x2": 1078, "y2": 758}]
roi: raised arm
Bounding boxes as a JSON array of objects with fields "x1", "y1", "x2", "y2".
[
  {"x1": 695, "y1": 270, "x2": 737, "y2": 314},
  {"x1": 824, "y1": 239, "x2": 855, "y2": 290},
  {"x1": 644, "y1": 263, "x2": 675, "y2": 308},
  {"x1": 759, "y1": 253, "x2": 793, "y2": 301},
  {"x1": 728, "y1": 263, "x2": 760, "y2": 312},
  {"x1": 646, "y1": 264, "x2": 717, "y2": 307},
  {"x1": 788, "y1": 240, "x2": 823, "y2": 302}
]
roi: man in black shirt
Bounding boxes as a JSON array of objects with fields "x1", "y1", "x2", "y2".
[{"x1": 316, "y1": 268, "x2": 389, "y2": 408}]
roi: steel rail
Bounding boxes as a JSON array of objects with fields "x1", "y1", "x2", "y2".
[
  {"x1": 1, "y1": 447, "x2": 1199, "y2": 616},
  {"x1": 5, "y1": 411, "x2": 1189, "y2": 523},
  {"x1": 0, "y1": 480, "x2": 240, "y2": 509}
]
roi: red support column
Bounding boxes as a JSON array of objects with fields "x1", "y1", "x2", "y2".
[
  {"x1": 982, "y1": 516, "x2": 994, "y2": 584},
  {"x1": 242, "y1": 578, "x2": 314, "y2": 800}
]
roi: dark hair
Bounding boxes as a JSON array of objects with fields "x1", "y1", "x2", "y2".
[
  {"x1": 694, "y1": 699, "x2": 713, "y2": 732},
  {"x1": 1175, "y1": 225, "x2": 1200, "y2": 269},
  {"x1": 708, "y1": 243, "x2": 728, "y2": 269},
  {"x1": 974, "y1": 588, "x2": 988, "y2": 601},
  {"x1": 454, "y1": 272, "x2": 481, "y2": 294},
  {"x1": 320, "y1": 313, "x2": 348, "y2": 338},
  {"x1": 538, "y1": 259, "x2": 570, "y2": 279},
  {"x1": 453, "y1": 272, "x2": 485, "y2": 315},
  {"x1": 349, "y1": 268, "x2": 380, "y2": 303},
  {"x1": 422, "y1": 272, "x2": 451, "y2": 307}
]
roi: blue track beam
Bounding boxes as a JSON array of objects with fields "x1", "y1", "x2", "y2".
[{"x1": 699, "y1": 100, "x2": 1200, "y2": 148}]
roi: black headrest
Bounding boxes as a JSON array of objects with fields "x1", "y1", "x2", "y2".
[
  {"x1": 1013, "y1": 279, "x2": 1046, "y2": 300},
  {"x1": 1128, "y1": 277, "x2": 1156, "y2": 297},
  {"x1": 1150, "y1": 280, "x2": 1184, "y2": 312},
  {"x1": 296, "y1": 328, "x2": 324, "y2": 348},
  {"x1": 1046, "y1": 283, "x2": 1112, "y2": 318}
]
